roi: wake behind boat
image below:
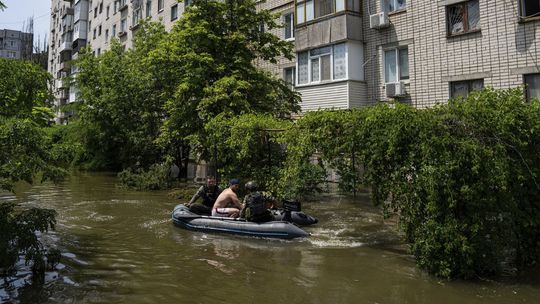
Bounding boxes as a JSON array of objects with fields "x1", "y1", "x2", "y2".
[{"x1": 171, "y1": 204, "x2": 309, "y2": 239}]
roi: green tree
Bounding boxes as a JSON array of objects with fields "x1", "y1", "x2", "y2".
[
  {"x1": 75, "y1": 22, "x2": 168, "y2": 170},
  {"x1": 151, "y1": 0, "x2": 300, "y2": 156},
  {"x1": 0, "y1": 59, "x2": 63, "y2": 281},
  {"x1": 0, "y1": 1, "x2": 6, "y2": 10},
  {"x1": 0, "y1": 58, "x2": 54, "y2": 125}
]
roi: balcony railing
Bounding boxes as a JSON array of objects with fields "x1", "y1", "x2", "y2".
[{"x1": 60, "y1": 41, "x2": 72, "y2": 53}]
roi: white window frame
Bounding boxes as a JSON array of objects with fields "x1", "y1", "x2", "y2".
[
  {"x1": 158, "y1": 0, "x2": 164, "y2": 12},
  {"x1": 383, "y1": 47, "x2": 409, "y2": 84},
  {"x1": 296, "y1": 43, "x2": 348, "y2": 86},
  {"x1": 284, "y1": 13, "x2": 295, "y2": 40},
  {"x1": 449, "y1": 79, "x2": 484, "y2": 98},
  {"x1": 120, "y1": 18, "x2": 127, "y2": 32},
  {"x1": 383, "y1": 0, "x2": 407, "y2": 13}
]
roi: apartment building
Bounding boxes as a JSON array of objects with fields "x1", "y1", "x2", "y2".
[
  {"x1": 49, "y1": 0, "x2": 184, "y2": 124},
  {"x1": 0, "y1": 29, "x2": 33, "y2": 60},
  {"x1": 49, "y1": 0, "x2": 540, "y2": 123}
]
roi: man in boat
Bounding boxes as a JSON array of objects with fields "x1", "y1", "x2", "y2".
[
  {"x1": 211, "y1": 178, "x2": 243, "y2": 218},
  {"x1": 241, "y1": 181, "x2": 275, "y2": 223},
  {"x1": 184, "y1": 176, "x2": 222, "y2": 215}
]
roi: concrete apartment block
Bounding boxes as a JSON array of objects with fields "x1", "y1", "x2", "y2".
[
  {"x1": 0, "y1": 29, "x2": 33, "y2": 60},
  {"x1": 48, "y1": 0, "x2": 540, "y2": 123}
]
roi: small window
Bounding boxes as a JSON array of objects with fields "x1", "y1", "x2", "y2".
[
  {"x1": 284, "y1": 13, "x2": 294, "y2": 40},
  {"x1": 520, "y1": 0, "x2": 540, "y2": 18},
  {"x1": 284, "y1": 67, "x2": 296, "y2": 87},
  {"x1": 114, "y1": 0, "x2": 118, "y2": 14},
  {"x1": 185, "y1": 0, "x2": 193, "y2": 7},
  {"x1": 158, "y1": 0, "x2": 164, "y2": 12},
  {"x1": 98, "y1": 25, "x2": 102, "y2": 36},
  {"x1": 99, "y1": 2, "x2": 103, "y2": 13},
  {"x1": 93, "y1": 28, "x2": 96, "y2": 39},
  {"x1": 97, "y1": 48, "x2": 101, "y2": 56},
  {"x1": 384, "y1": 47, "x2": 409, "y2": 83},
  {"x1": 450, "y1": 79, "x2": 484, "y2": 98},
  {"x1": 105, "y1": 29, "x2": 109, "y2": 41},
  {"x1": 121, "y1": 18, "x2": 127, "y2": 32},
  {"x1": 525, "y1": 74, "x2": 540, "y2": 102},
  {"x1": 106, "y1": 5, "x2": 110, "y2": 18},
  {"x1": 94, "y1": 7, "x2": 98, "y2": 18},
  {"x1": 112, "y1": 24, "x2": 117, "y2": 37},
  {"x1": 447, "y1": 0, "x2": 480, "y2": 36},
  {"x1": 146, "y1": 1, "x2": 152, "y2": 17},
  {"x1": 171, "y1": 4, "x2": 178, "y2": 21},
  {"x1": 384, "y1": 0, "x2": 406, "y2": 13}
]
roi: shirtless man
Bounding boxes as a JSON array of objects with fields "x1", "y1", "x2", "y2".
[{"x1": 212, "y1": 178, "x2": 243, "y2": 218}]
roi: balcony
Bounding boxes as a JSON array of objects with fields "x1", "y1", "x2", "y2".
[
  {"x1": 62, "y1": 8, "x2": 74, "y2": 18},
  {"x1": 58, "y1": 89, "x2": 69, "y2": 99},
  {"x1": 295, "y1": 13, "x2": 363, "y2": 52},
  {"x1": 60, "y1": 41, "x2": 72, "y2": 53},
  {"x1": 117, "y1": 31, "x2": 127, "y2": 37},
  {"x1": 59, "y1": 61, "x2": 71, "y2": 72},
  {"x1": 73, "y1": 21, "x2": 88, "y2": 41},
  {"x1": 58, "y1": 79, "x2": 70, "y2": 89}
]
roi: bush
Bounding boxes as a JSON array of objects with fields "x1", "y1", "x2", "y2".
[{"x1": 118, "y1": 157, "x2": 175, "y2": 190}]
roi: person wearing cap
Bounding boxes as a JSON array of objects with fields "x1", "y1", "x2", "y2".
[{"x1": 211, "y1": 178, "x2": 243, "y2": 218}]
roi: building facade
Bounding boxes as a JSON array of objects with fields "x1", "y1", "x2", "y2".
[
  {"x1": 0, "y1": 29, "x2": 33, "y2": 60},
  {"x1": 49, "y1": 0, "x2": 540, "y2": 123}
]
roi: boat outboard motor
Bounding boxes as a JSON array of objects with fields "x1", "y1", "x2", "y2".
[{"x1": 282, "y1": 199, "x2": 301, "y2": 222}]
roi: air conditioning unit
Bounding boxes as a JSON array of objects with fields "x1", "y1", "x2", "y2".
[
  {"x1": 369, "y1": 12, "x2": 390, "y2": 29},
  {"x1": 386, "y1": 82, "x2": 406, "y2": 97}
]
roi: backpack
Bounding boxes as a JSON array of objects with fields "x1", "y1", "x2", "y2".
[{"x1": 245, "y1": 192, "x2": 266, "y2": 219}]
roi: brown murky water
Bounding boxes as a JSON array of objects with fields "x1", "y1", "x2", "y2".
[{"x1": 1, "y1": 173, "x2": 539, "y2": 303}]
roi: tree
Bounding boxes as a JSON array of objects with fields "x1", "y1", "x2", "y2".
[
  {"x1": 75, "y1": 22, "x2": 169, "y2": 170},
  {"x1": 0, "y1": 59, "x2": 63, "y2": 281},
  {"x1": 151, "y1": 0, "x2": 300, "y2": 157},
  {"x1": 0, "y1": 1, "x2": 6, "y2": 11}
]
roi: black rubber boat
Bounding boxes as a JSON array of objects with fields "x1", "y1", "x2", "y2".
[{"x1": 171, "y1": 204, "x2": 309, "y2": 239}]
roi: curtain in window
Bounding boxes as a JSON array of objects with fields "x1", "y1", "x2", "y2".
[
  {"x1": 448, "y1": 5, "x2": 464, "y2": 34},
  {"x1": 297, "y1": 3, "x2": 305, "y2": 23},
  {"x1": 311, "y1": 58, "x2": 320, "y2": 82},
  {"x1": 384, "y1": 49, "x2": 397, "y2": 83},
  {"x1": 321, "y1": 55, "x2": 331, "y2": 81},
  {"x1": 298, "y1": 52, "x2": 309, "y2": 84},
  {"x1": 306, "y1": 0, "x2": 314, "y2": 21},
  {"x1": 333, "y1": 43, "x2": 346, "y2": 79},
  {"x1": 284, "y1": 14, "x2": 293, "y2": 39}
]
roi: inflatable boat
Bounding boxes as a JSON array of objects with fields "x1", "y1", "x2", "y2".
[{"x1": 171, "y1": 204, "x2": 309, "y2": 239}]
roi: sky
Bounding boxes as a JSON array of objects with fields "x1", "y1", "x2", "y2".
[{"x1": 0, "y1": 0, "x2": 51, "y2": 49}]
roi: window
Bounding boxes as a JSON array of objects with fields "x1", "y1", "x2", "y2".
[
  {"x1": 520, "y1": 0, "x2": 540, "y2": 18},
  {"x1": 99, "y1": 2, "x2": 103, "y2": 13},
  {"x1": 98, "y1": 25, "x2": 102, "y2": 36},
  {"x1": 384, "y1": 0, "x2": 406, "y2": 13},
  {"x1": 525, "y1": 74, "x2": 540, "y2": 102},
  {"x1": 447, "y1": 0, "x2": 480, "y2": 36},
  {"x1": 97, "y1": 48, "x2": 101, "y2": 56},
  {"x1": 158, "y1": 0, "x2": 164, "y2": 12},
  {"x1": 106, "y1": 5, "x2": 110, "y2": 18},
  {"x1": 284, "y1": 13, "x2": 294, "y2": 40},
  {"x1": 384, "y1": 47, "x2": 408, "y2": 83},
  {"x1": 114, "y1": 0, "x2": 118, "y2": 14},
  {"x1": 450, "y1": 79, "x2": 484, "y2": 98},
  {"x1": 284, "y1": 67, "x2": 296, "y2": 87},
  {"x1": 171, "y1": 4, "x2": 178, "y2": 21},
  {"x1": 146, "y1": 1, "x2": 152, "y2": 17},
  {"x1": 296, "y1": 0, "x2": 359, "y2": 24},
  {"x1": 94, "y1": 7, "x2": 98, "y2": 18},
  {"x1": 297, "y1": 43, "x2": 347, "y2": 85},
  {"x1": 185, "y1": 0, "x2": 193, "y2": 7},
  {"x1": 7, "y1": 51, "x2": 16, "y2": 58},
  {"x1": 105, "y1": 29, "x2": 109, "y2": 41},
  {"x1": 112, "y1": 24, "x2": 117, "y2": 37},
  {"x1": 121, "y1": 18, "x2": 127, "y2": 32},
  {"x1": 133, "y1": 7, "x2": 142, "y2": 25},
  {"x1": 93, "y1": 28, "x2": 96, "y2": 39}
]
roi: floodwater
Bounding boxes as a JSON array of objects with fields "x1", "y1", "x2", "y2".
[{"x1": 1, "y1": 173, "x2": 539, "y2": 303}]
